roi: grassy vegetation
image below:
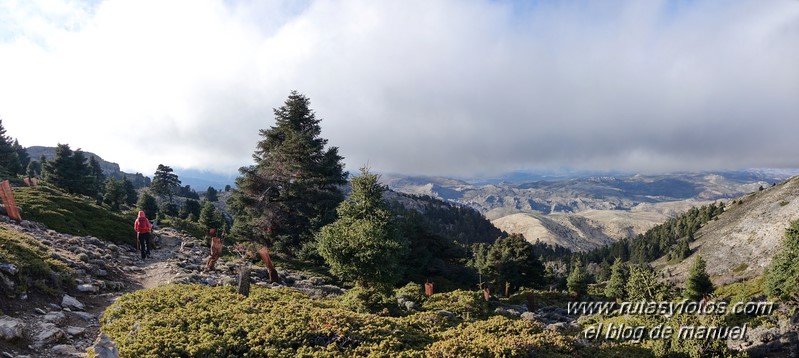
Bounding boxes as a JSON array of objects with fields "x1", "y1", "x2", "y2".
[
  {"x1": 731, "y1": 263, "x2": 748, "y2": 274},
  {"x1": 13, "y1": 184, "x2": 136, "y2": 245},
  {"x1": 0, "y1": 223, "x2": 72, "y2": 295},
  {"x1": 99, "y1": 284, "x2": 656, "y2": 357}
]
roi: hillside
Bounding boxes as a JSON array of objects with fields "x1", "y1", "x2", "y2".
[
  {"x1": 12, "y1": 185, "x2": 137, "y2": 245},
  {"x1": 26, "y1": 146, "x2": 150, "y2": 188},
  {"x1": 491, "y1": 200, "x2": 715, "y2": 251},
  {"x1": 384, "y1": 171, "x2": 789, "y2": 251},
  {"x1": 661, "y1": 176, "x2": 799, "y2": 285}
]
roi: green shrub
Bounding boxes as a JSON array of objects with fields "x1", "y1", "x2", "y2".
[
  {"x1": 13, "y1": 185, "x2": 135, "y2": 245},
  {"x1": 395, "y1": 282, "x2": 425, "y2": 304},
  {"x1": 0, "y1": 223, "x2": 72, "y2": 294},
  {"x1": 427, "y1": 316, "x2": 576, "y2": 357},
  {"x1": 101, "y1": 285, "x2": 429, "y2": 357},
  {"x1": 421, "y1": 290, "x2": 488, "y2": 320},
  {"x1": 336, "y1": 285, "x2": 399, "y2": 315}
]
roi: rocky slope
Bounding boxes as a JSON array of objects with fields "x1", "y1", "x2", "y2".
[
  {"x1": 0, "y1": 217, "x2": 341, "y2": 357},
  {"x1": 661, "y1": 176, "x2": 799, "y2": 285}
]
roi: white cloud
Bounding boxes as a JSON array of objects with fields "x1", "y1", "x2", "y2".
[{"x1": 1, "y1": 0, "x2": 797, "y2": 177}]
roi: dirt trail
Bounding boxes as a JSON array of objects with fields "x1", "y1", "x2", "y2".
[{"x1": 134, "y1": 231, "x2": 185, "y2": 290}]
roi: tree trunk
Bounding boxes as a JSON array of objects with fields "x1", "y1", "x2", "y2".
[
  {"x1": 258, "y1": 245, "x2": 280, "y2": 283},
  {"x1": 237, "y1": 262, "x2": 251, "y2": 297}
]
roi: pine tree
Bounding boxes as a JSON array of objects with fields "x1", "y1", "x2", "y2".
[
  {"x1": 26, "y1": 160, "x2": 39, "y2": 178},
  {"x1": 471, "y1": 234, "x2": 544, "y2": 294},
  {"x1": 43, "y1": 144, "x2": 90, "y2": 194},
  {"x1": 151, "y1": 164, "x2": 181, "y2": 202},
  {"x1": 122, "y1": 176, "x2": 138, "y2": 206},
  {"x1": 605, "y1": 258, "x2": 628, "y2": 300},
  {"x1": 626, "y1": 264, "x2": 671, "y2": 301},
  {"x1": 765, "y1": 220, "x2": 799, "y2": 301},
  {"x1": 137, "y1": 192, "x2": 158, "y2": 220},
  {"x1": 103, "y1": 177, "x2": 125, "y2": 211},
  {"x1": 567, "y1": 260, "x2": 589, "y2": 299},
  {"x1": 230, "y1": 91, "x2": 347, "y2": 257},
  {"x1": 206, "y1": 186, "x2": 218, "y2": 202},
  {"x1": 684, "y1": 255, "x2": 714, "y2": 300},
  {"x1": 199, "y1": 200, "x2": 224, "y2": 231},
  {"x1": 180, "y1": 199, "x2": 202, "y2": 221},
  {"x1": 88, "y1": 156, "x2": 105, "y2": 195},
  {"x1": 0, "y1": 119, "x2": 20, "y2": 176},
  {"x1": 317, "y1": 167, "x2": 407, "y2": 290},
  {"x1": 12, "y1": 139, "x2": 29, "y2": 171}
]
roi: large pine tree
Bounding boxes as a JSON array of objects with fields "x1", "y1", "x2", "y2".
[
  {"x1": 317, "y1": 167, "x2": 406, "y2": 289},
  {"x1": 230, "y1": 91, "x2": 347, "y2": 257},
  {"x1": 151, "y1": 164, "x2": 181, "y2": 202},
  {"x1": 43, "y1": 144, "x2": 91, "y2": 194}
]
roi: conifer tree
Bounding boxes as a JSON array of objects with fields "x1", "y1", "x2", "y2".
[
  {"x1": 26, "y1": 160, "x2": 39, "y2": 178},
  {"x1": 206, "y1": 186, "x2": 218, "y2": 202},
  {"x1": 199, "y1": 200, "x2": 224, "y2": 231},
  {"x1": 765, "y1": 220, "x2": 799, "y2": 301},
  {"x1": 122, "y1": 176, "x2": 138, "y2": 206},
  {"x1": 137, "y1": 191, "x2": 158, "y2": 220},
  {"x1": 0, "y1": 119, "x2": 20, "y2": 176},
  {"x1": 684, "y1": 255, "x2": 714, "y2": 300},
  {"x1": 43, "y1": 144, "x2": 90, "y2": 194},
  {"x1": 88, "y1": 156, "x2": 105, "y2": 195},
  {"x1": 103, "y1": 177, "x2": 125, "y2": 211},
  {"x1": 567, "y1": 260, "x2": 589, "y2": 299},
  {"x1": 317, "y1": 167, "x2": 407, "y2": 289},
  {"x1": 151, "y1": 164, "x2": 181, "y2": 202},
  {"x1": 12, "y1": 139, "x2": 29, "y2": 171},
  {"x1": 180, "y1": 199, "x2": 202, "y2": 221},
  {"x1": 230, "y1": 91, "x2": 347, "y2": 257},
  {"x1": 469, "y1": 234, "x2": 544, "y2": 294},
  {"x1": 626, "y1": 264, "x2": 671, "y2": 301},
  {"x1": 605, "y1": 258, "x2": 628, "y2": 300}
]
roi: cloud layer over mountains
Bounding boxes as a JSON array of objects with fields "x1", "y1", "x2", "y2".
[{"x1": 2, "y1": 0, "x2": 797, "y2": 176}]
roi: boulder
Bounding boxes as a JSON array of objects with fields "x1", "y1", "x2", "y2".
[
  {"x1": 65, "y1": 326, "x2": 86, "y2": 337},
  {"x1": 71, "y1": 311, "x2": 95, "y2": 321},
  {"x1": 0, "y1": 316, "x2": 24, "y2": 341},
  {"x1": 34, "y1": 323, "x2": 65, "y2": 345},
  {"x1": 61, "y1": 294, "x2": 85, "y2": 311},
  {"x1": 0, "y1": 263, "x2": 17, "y2": 275},
  {"x1": 43, "y1": 311, "x2": 66, "y2": 325},
  {"x1": 91, "y1": 333, "x2": 119, "y2": 358},
  {"x1": 51, "y1": 345, "x2": 78, "y2": 355},
  {"x1": 77, "y1": 284, "x2": 99, "y2": 293}
]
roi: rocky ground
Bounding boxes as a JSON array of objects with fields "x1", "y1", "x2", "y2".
[
  {"x1": 2, "y1": 215, "x2": 797, "y2": 357},
  {"x1": 0, "y1": 218, "x2": 343, "y2": 357}
]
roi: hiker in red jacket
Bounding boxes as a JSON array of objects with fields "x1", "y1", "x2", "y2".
[{"x1": 134, "y1": 211, "x2": 153, "y2": 260}]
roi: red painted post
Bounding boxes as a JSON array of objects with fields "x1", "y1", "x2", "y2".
[
  {"x1": 424, "y1": 281, "x2": 434, "y2": 297},
  {"x1": 483, "y1": 287, "x2": 490, "y2": 302},
  {"x1": 0, "y1": 181, "x2": 21, "y2": 222}
]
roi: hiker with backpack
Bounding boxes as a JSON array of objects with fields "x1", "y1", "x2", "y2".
[
  {"x1": 205, "y1": 228, "x2": 223, "y2": 270},
  {"x1": 134, "y1": 211, "x2": 153, "y2": 260}
]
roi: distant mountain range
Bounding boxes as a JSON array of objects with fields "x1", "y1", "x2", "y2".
[
  {"x1": 381, "y1": 170, "x2": 799, "y2": 251},
  {"x1": 26, "y1": 146, "x2": 236, "y2": 190}
]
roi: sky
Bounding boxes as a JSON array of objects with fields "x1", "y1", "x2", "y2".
[{"x1": 1, "y1": 0, "x2": 797, "y2": 178}]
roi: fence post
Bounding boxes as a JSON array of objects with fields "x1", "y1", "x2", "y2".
[{"x1": 424, "y1": 281, "x2": 434, "y2": 297}]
